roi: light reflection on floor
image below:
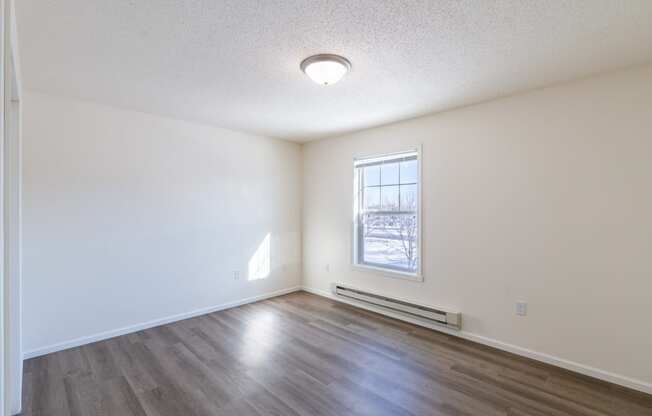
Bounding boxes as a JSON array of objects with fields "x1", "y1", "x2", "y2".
[{"x1": 240, "y1": 309, "x2": 278, "y2": 366}]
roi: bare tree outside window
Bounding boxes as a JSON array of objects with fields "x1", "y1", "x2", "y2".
[{"x1": 396, "y1": 191, "x2": 418, "y2": 270}]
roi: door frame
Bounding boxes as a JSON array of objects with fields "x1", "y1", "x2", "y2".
[{"x1": 2, "y1": 0, "x2": 21, "y2": 414}]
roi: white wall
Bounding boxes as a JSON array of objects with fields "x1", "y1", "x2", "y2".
[
  {"x1": 302, "y1": 65, "x2": 652, "y2": 391},
  {"x1": 22, "y1": 92, "x2": 302, "y2": 355}
]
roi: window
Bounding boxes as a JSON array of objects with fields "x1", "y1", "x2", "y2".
[{"x1": 353, "y1": 150, "x2": 420, "y2": 278}]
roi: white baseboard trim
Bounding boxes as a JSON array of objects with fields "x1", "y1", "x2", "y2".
[
  {"x1": 301, "y1": 285, "x2": 652, "y2": 396},
  {"x1": 23, "y1": 286, "x2": 302, "y2": 360}
]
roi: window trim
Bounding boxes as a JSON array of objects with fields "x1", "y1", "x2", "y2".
[{"x1": 351, "y1": 146, "x2": 423, "y2": 282}]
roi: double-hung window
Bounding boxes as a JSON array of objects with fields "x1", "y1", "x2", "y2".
[{"x1": 353, "y1": 150, "x2": 421, "y2": 279}]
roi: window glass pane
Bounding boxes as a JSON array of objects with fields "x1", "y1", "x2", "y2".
[
  {"x1": 363, "y1": 187, "x2": 380, "y2": 210},
  {"x1": 400, "y1": 184, "x2": 417, "y2": 211},
  {"x1": 381, "y1": 162, "x2": 399, "y2": 185},
  {"x1": 381, "y1": 185, "x2": 399, "y2": 211},
  {"x1": 364, "y1": 165, "x2": 380, "y2": 186},
  {"x1": 362, "y1": 213, "x2": 418, "y2": 272},
  {"x1": 400, "y1": 160, "x2": 417, "y2": 184}
]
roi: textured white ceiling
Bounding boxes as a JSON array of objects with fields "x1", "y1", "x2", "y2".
[{"x1": 16, "y1": 1, "x2": 652, "y2": 141}]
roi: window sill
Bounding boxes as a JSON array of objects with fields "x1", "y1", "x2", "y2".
[{"x1": 351, "y1": 263, "x2": 423, "y2": 282}]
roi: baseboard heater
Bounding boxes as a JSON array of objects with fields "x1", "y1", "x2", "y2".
[{"x1": 331, "y1": 283, "x2": 461, "y2": 330}]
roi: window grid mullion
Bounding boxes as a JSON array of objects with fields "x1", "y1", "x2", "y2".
[
  {"x1": 364, "y1": 182, "x2": 417, "y2": 189},
  {"x1": 398, "y1": 162, "x2": 402, "y2": 211}
]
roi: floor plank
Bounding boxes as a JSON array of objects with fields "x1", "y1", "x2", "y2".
[{"x1": 21, "y1": 291, "x2": 652, "y2": 416}]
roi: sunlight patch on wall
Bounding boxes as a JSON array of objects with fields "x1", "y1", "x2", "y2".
[{"x1": 248, "y1": 233, "x2": 271, "y2": 281}]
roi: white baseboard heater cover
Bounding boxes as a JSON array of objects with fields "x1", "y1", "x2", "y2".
[{"x1": 332, "y1": 283, "x2": 461, "y2": 330}]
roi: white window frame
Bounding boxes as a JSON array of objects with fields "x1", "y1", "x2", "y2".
[{"x1": 352, "y1": 146, "x2": 423, "y2": 282}]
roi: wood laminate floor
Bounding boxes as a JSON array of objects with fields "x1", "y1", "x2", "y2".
[{"x1": 22, "y1": 291, "x2": 652, "y2": 416}]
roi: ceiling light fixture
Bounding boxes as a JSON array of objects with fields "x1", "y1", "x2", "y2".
[{"x1": 300, "y1": 54, "x2": 351, "y2": 86}]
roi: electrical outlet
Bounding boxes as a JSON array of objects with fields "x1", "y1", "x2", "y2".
[
  {"x1": 516, "y1": 301, "x2": 527, "y2": 316},
  {"x1": 233, "y1": 271, "x2": 240, "y2": 280},
  {"x1": 325, "y1": 264, "x2": 330, "y2": 272}
]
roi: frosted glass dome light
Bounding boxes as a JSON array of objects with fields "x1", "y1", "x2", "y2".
[{"x1": 300, "y1": 54, "x2": 351, "y2": 86}]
